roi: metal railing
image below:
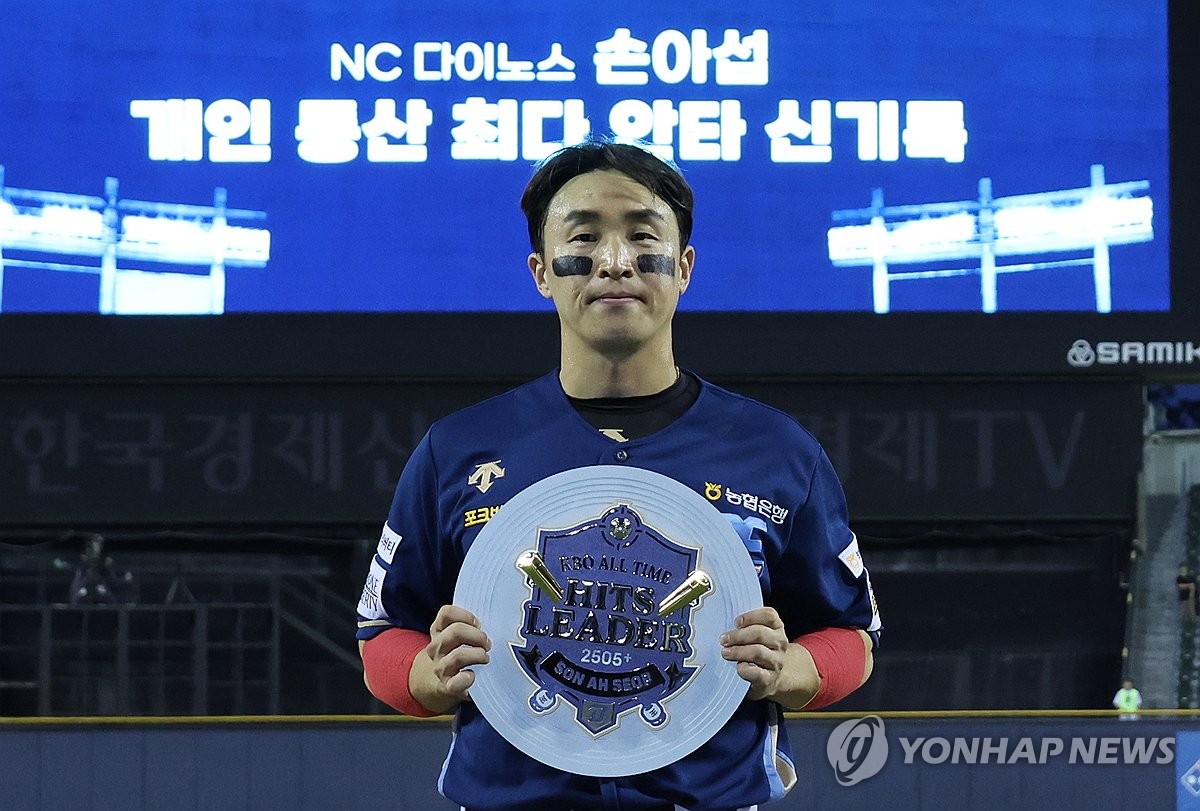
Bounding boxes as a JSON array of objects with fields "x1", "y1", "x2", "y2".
[
  {"x1": 0, "y1": 550, "x2": 365, "y2": 716},
  {"x1": 0, "y1": 603, "x2": 282, "y2": 716}
]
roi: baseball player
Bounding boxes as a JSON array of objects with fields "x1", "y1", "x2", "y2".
[{"x1": 356, "y1": 138, "x2": 881, "y2": 810}]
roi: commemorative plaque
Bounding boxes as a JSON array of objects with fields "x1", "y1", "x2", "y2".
[{"x1": 454, "y1": 465, "x2": 763, "y2": 777}]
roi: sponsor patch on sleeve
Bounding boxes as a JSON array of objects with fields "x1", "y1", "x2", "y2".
[
  {"x1": 357, "y1": 558, "x2": 388, "y2": 620},
  {"x1": 838, "y1": 534, "x2": 865, "y2": 578},
  {"x1": 865, "y1": 571, "x2": 882, "y2": 633},
  {"x1": 376, "y1": 523, "x2": 403, "y2": 565}
]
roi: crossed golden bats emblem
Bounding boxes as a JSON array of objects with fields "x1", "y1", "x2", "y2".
[{"x1": 515, "y1": 550, "x2": 713, "y2": 617}]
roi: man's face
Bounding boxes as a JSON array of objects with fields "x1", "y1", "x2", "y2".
[{"x1": 529, "y1": 170, "x2": 693, "y2": 356}]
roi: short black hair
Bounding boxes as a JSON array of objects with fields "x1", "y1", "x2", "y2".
[{"x1": 520, "y1": 137, "x2": 694, "y2": 254}]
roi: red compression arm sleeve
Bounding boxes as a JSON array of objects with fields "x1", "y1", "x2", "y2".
[
  {"x1": 361, "y1": 627, "x2": 440, "y2": 717},
  {"x1": 793, "y1": 627, "x2": 869, "y2": 710}
]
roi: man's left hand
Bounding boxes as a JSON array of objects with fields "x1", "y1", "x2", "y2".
[{"x1": 721, "y1": 606, "x2": 807, "y2": 702}]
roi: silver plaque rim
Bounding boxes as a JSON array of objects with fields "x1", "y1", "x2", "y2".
[{"x1": 453, "y1": 465, "x2": 763, "y2": 777}]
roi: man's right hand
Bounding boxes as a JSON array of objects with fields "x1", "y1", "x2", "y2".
[{"x1": 409, "y1": 604, "x2": 492, "y2": 713}]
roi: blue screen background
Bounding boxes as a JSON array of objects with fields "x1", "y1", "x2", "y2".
[{"x1": 0, "y1": 1, "x2": 1169, "y2": 314}]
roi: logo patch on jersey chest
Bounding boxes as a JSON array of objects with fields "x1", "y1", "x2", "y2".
[{"x1": 468, "y1": 460, "x2": 505, "y2": 493}]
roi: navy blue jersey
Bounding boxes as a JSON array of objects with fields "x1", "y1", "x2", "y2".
[{"x1": 357, "y1": 371, "x2": 881, "y2": 811}]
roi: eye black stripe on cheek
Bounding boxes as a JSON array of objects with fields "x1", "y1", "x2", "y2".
[
  {"x1": 551, "y1": 256, "x2": 593, "y2": 277},
  {"x1": 637, "y1": 254, "x2": 675, "y2": 276}
]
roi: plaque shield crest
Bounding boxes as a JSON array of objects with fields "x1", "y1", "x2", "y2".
[{"x1": 511, "y1": 503, "x2": 704, "y2": 735}]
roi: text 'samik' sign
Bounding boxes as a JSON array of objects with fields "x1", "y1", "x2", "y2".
[{"x1": 511, "y1": 504, "x2": 711, "y2": 735}]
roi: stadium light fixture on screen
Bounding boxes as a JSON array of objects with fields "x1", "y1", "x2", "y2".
[
  {"x1": 827, "y1": 164, "x2": 1153, "y2": 314},
  {"x1": 0, "y1": 167, "x2": 270, "y2": 314}
]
